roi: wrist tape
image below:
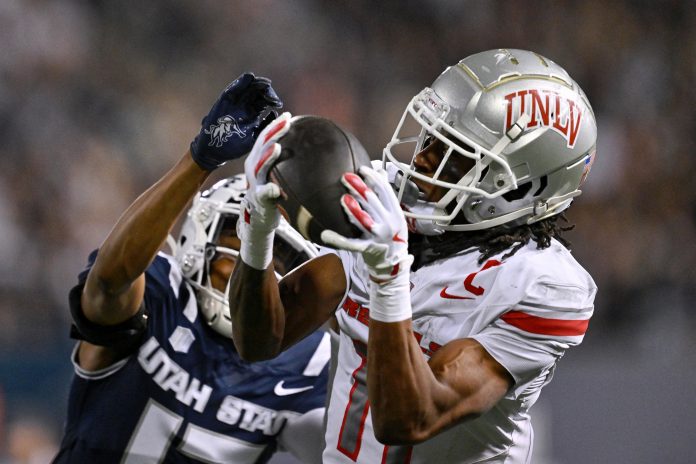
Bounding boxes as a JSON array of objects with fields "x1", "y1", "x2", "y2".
[
  {"x1": 238, "y1": 209, "x2": 277, "y2": 271},
  {"x1": 368, "y1": 256, "x2": 413, "y2": 323}
]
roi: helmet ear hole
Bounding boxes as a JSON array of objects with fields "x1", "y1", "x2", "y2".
[
  {"x1": 502, "y1": 182, "x2": 533, "y2": 202},
  {"x1": 532, "y1": 175, "x2": 548, "y2": 197}
]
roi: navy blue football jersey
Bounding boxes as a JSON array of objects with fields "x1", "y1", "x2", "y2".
[{"x1": 54, "y1": 252, "x2": 330, "y2": 463}]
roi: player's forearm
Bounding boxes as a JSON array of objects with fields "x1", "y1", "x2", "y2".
[
  {"x1": 369, "y1": 322, "x2": 512, "y2": 444},
  {"x1": 367, "y1": 320, "x2": 446, "y2": 444},
  {"x1": 92, "y1": 151, "x2": 209, "y2": 293},
  {"x1": 228, "y1": 261, "x2": 285, "y2": 361}
]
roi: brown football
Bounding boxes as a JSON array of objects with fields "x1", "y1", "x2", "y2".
[{"x1": 271, "y1": 115, "x2": 371, "y2": 245}]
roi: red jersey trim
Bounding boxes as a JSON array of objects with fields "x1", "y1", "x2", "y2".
[{"x1": 501, "y1": 310, "x2": 589, "y2": 336}]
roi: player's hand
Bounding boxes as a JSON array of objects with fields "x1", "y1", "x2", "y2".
[
  {"x1": 321, "y1": 166, "x2": 413, "y2": 283},
  {"x1": 237, "y1": 112, "x2": 292, "y2": 270},
  {"x1": 241, "y1": 111, "x2": 293, "y2": 230},
  {"x1": 190, "y1": 73, "x2": 283, "y2": 171}
]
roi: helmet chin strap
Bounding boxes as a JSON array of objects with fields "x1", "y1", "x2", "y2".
[
  {"x1": 383, "y1": 161, "x2": 420, "y2": 207},
  {"x1": 191, "y1": 275, "x2": 233, "y2": 337},
  {"x1": 383, "y1": 163, "x2": 445, "y2": 236},
  {"x1": 404, "y1": 200, "x2": 447, "y2": 235}
]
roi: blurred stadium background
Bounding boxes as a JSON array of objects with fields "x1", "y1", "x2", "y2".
[{"x1": 0, "y1": 1, "x2": 694, "y2": 462}]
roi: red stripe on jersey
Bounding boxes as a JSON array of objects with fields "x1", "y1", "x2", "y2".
[
  {"x1": 501, "y1": 310, "x2": 589, "y2": 336},
  {"x1": 382, "y1": 444, "x2": 413, "y2": 463},
  {"x1": 337, "y1": 355, "x2": 369, "y2": 460}
]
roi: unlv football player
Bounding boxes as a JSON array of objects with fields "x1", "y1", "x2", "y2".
[{"x1": 230, "y1": 49, "x2": 598, "y2": 463}]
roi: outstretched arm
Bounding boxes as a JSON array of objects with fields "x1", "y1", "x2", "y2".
[
  {"x1": 81, "y1": 152, "x2": 209, "y2": 327},
  {"x1": 76, "y1": 74, "x2": 282, "y2": 370}
]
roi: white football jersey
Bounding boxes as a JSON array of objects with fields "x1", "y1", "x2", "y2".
[{"x1": 321, "y1": 239, "x2": 596, "y2": 464}]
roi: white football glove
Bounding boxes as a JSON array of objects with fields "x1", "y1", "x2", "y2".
[
  {"x1": 237, "y1": 112, "x2": 292, "y2": 270},
  {"x1": 321, "y1": 166, "x2": 414, "y2": 322}
]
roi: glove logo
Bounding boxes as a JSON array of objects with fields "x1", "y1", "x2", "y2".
[{"x1": 205, "y1": 115, "x2": 247, "y2": 147}]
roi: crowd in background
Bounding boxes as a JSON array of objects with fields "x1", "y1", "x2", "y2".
[{"x1": 0, "y1": 1, "x2": 694, "y2": 462}]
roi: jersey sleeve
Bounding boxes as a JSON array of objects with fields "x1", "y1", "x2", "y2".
[
  {"x1": 316, "y1": 246, "x2": 354, "y2": 313},
  {"x1": 471, "y1": 255, "x2": 597, "y2": 399},
  {"x1": 68, "y1": 250, "x2": 148, "y2": 349},
  {"x1": 68, "y1": 250, "x2": 185, "y2": 349}
]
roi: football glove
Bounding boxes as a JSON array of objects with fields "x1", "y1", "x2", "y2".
[
  {"x1": 321, "y1": 166, "x2": 414, "y2": 322},
  {"x1": 237, "y1": 112, "x2": 293, "y2": 270},
  {"x1": 190, "y1": 73, "x2": 282, "y2": 171}
]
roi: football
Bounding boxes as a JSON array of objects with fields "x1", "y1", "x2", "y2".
[{"x1": 271, "y1": 115, "x2": 372, "y2": 245}]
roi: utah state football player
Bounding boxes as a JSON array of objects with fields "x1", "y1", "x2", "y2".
[{"x1": 53, "y1": 75, "x2": 330, "y2": 463}]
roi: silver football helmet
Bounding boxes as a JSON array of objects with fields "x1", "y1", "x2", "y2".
[
  {"x1": 168, "y1": 174, "x2": 318, "y2": 337},
  {"x1": 383, "y1": 48, "x2": 597, "y2": 234}
]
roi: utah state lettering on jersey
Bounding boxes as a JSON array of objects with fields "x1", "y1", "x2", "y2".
[{"x1": 54, "y1": 252, "x2": 330, "y2": 464}]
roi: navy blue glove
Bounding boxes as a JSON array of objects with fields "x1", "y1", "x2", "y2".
[{"x1": 190, "y1": 73, "x2": 283, "y2": 171}]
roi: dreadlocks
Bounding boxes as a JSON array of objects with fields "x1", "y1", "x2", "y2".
[{"x1": 409, "y1": 213, "x2": 575, "y2": 270}]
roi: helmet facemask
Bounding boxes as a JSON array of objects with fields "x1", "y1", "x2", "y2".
[{"x1": 384, "y1": 87, "x2": 522, "y2": 234}]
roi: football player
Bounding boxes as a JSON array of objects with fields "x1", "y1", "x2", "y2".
[
  {"x1": 229, "y1": 49, "x2": 598, "y2": 463},
  {"x1": 53, "y1": 75, "x2": 330, "y2": 463}
]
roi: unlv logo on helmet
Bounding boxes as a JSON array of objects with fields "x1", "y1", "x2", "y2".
[
  {"x1": 504, "y1": 89, "x2": 583, "y2": 148},
  {"x1": 384, "y1": 49, "x2": 598, "y2": 233},
  {"x1": 204, "y1": 115, "x2": 247, "y2": 148}
]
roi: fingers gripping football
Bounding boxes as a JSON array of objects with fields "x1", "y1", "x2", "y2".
[
  {"x1": 237, "y1": 112, "x2": 292, "y2": 270},
  {"x1": 322, "y1": 166, "x2": 412, "y2": 282},
  {"x1": 243, "y1": 112, "x2": 293, "y2": 220}
]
